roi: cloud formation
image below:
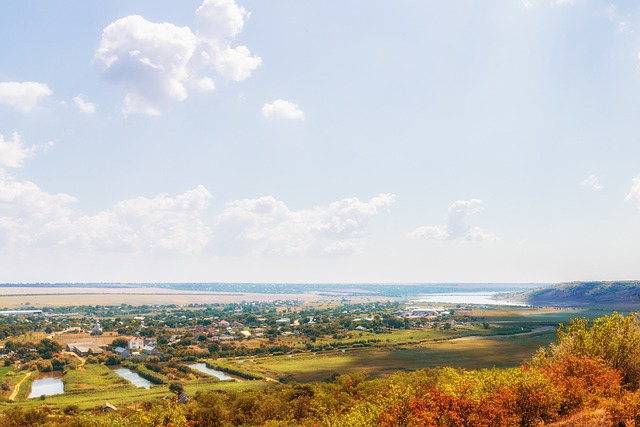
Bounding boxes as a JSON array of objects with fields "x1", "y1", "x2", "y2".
[
  {"x1": 580, "y1": 174, "x2": 603, "y2": 192},
  {"x1": 262, "y1": 99, "x2": 305, "y2": 121},
  {"x1": 0, "y1": 81, "x2": 52, "y2": 112},
  {"x1": 96, "y1": 0, "x2": 260, "y2": 115},
  {"x1": 196, "y1": 0, "x2": 261, "y2": 82},
  {"x1": 73, "y1": 94, "x2": 97, "y2": 114},
  {"x1": 0, "y1": 148, "x2": 390, "y2": 256},
  {"x1": 0, "y1": 133, "x2": 39, "y2": 168},
  {"x1": 625, "y1": 176, "x2": 640, "y2": 209},
  {"x1": 409, "y1": 199, "x2": 497, "y2": 241},
  {"x1": 211, "y1": 193, "x2": 395, "y2": 256},
  {"x1": 95, "y1": 15, "x2": 198, "y2": 116}
]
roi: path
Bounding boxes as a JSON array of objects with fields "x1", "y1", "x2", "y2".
[
  {"x1": 62, "y1": 350, "x2": 86, "y2": 368},
  {"x1": 9, "y1": 372, "x2": 32, "y2": 401}
]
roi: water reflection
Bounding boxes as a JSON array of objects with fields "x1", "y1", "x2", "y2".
[
  {"x1": 189, "y1": 363, "x2": 236, "y2": 381},
  {"x1": 28, "y1": 374, "x2": 64, "y2": 398},
  {"x1": 113, "y1": 368, "x2": 152, "y2": 389}
]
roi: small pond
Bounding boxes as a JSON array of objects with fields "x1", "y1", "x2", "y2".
[
  {"x1": 189, "y1": 363, "x2": 236, "y2": 381},
  {"x1": 28, "y1": 374, "x2": 64, "y2": 399},
  {"x1": 113, "y1": 368, "x2": 152, "y2": 389}
]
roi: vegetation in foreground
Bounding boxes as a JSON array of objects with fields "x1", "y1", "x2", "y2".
[{"x1": 0, "y1": 312, "x2": 640, "y2": 426}]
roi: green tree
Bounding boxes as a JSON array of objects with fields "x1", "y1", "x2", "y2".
[{"x1": 534, "y1": 312, "x2": 640, "y2": 387}]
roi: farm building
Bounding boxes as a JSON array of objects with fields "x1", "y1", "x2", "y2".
[{"x1": 66, "y1": 343, "x2": 104, "y2": 356}]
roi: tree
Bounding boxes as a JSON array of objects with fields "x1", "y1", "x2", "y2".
[
  {"x1": 169, "y1": 382, "x2": 184, "y2": 395},
  {"x1": 535, "y1": 312, "x2": 640, "y2": 387},
  {"x1": 111, "y1": 337, "x2": 129, "y2": 348}
]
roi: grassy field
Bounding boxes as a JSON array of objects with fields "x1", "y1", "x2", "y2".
[
  {"x1": 213, "y1": 329, "x2": 557, "y2": 383},
  {"x1": 4, "y1": 364, "x2": 270, "y2": 410}
]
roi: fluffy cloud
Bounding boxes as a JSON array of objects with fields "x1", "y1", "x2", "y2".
[
  {"x1": 95, "y1": 15, "x2": 197, "y2": 116},
  {"x1": 211, "y1": 193, "x2": 395, "y2": 256},
  {"x1": 73, "y1": 94, "x2": 97, "y2": 114},
  {"x1": 409, "y1": 199, "x2": 497, "y2": 241},
  {"x1": 625, "y1": 176, "x2": 640, "y2": 209},
  {"x1": 70, "y1": 186, "x2": 213, "y2": 252},
  {"x1": 0, "y1": 133, "x2": 39, "y2": 168},
  {"x1": 580, "y1": 174, "x2": 603, "y2": 192},
  {"x1": 196, "y1": 0, "x2": 262, "y2": 82},
  {"x1": 0, "y1": 170, "x2": 77, "y2": 247},
  {"x1": 0, "y1": 81, "x2": 52, "y2": 112},
  {"x1": 262, "y1": 99, "x2": 305, "y2": 121},
  {"x1": 0, "y1": 167, "x2": 213, "y2": 253},
  {"x1": 0, "y1": 165, "x2": 390, "y2": 257},
  {"x1": 96, "y1": 0, "x2": 260, "y2": 115}
]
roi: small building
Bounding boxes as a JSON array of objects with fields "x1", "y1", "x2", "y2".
[
  {"x1": 67, "y1": 343, "x2": 104, "y2": 356},
  {"x1": 90, "y1": 320, "x2": 103, "y2": 336},
  {"x1": 177, "y1": 392, "x2": 190, "y2": 405},
  {"x1": 114, "y1": 347, "x2": 131, "y2": 358},
  {"x1": 128, "y1": 337, "x2": 144, "y2": 350},
  {"x1": 100, "y1": 402, "x2": 117, "y2": 413}
]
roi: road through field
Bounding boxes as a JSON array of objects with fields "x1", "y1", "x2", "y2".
[{"x1": 9, "y1": 372, "x2": 31, "y2": 401}]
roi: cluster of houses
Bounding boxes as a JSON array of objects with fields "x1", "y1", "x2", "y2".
[
  {"x1": 192, "y1": 319, "x2": 256, "y2": 342},
  {"x1": 394, "y1": 307, "x2": 452, "y2": 317},
  {"x1": 113, "y1": 337, "x2": 161, "y2": 360},
  {"x1": 66, "y1": 336, "x2": 161, "y2": 360}
]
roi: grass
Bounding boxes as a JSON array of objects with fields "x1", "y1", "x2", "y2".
[
  {"x1": 63, "y1": 364, "x2": 131, "y2": 392},
  {"x1": 217, "y1": 330, "x2": 557, "y2": 383},
  {"x1": 1, "y1": 364, "x2": 271, "y2": 411},
  {"x1": 0, "y1": 366, "x2": 14, "y2": 378}
]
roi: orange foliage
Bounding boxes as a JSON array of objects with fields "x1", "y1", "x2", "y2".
[{"x1": 539, "y1": 355, "x2": 623, "y2": 412}]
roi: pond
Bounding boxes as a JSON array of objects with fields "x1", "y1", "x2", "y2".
[
  {"x1": 113, "y1": 368, "x2": 152, "y2": 389},
  {"x1": 189, "y1": 363, "x2": 236, "y2": 381},
  {"x1": 28, "y1": 374, "x2": 64, "y2": 399}
]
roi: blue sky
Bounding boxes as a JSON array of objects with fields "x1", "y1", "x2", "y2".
[{"x1": 2, "y1": 0, "x2": 640, "y2": 283}]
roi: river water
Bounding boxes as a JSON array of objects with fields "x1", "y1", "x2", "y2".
[{"x1": 414, "y1": 292, "x2": 528, "y2": 306}]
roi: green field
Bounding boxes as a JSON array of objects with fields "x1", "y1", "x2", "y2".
[
  {"x1": 214, "y1": 329, "x2": 557, "y2": 383},
  {"x1": 5, "y1": 364, "x2": 269, "y2": 410}
]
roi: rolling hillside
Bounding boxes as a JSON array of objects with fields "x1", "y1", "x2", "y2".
[{"x1": 510, "y1": 281, "x2": 640, "y2": 308}]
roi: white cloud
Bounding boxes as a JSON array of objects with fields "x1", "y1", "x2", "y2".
[
  {"x1": 0, "y1": 82, "x2": 52, "y2": 112},
  {"x1": 195, "y1": 0, "x2": 261, "y2": 81},
  {"x1": 625, "y1": 176, "x2": 640, "y2": 209},
  {"x1": 556, "y1": 0, "x2": 578, "y2": 5},
  {"x1": 95, "y1": 15, "x2": 198, "y2": 116},
  {"x1": 211, "y1": 193, "x2": 395, "y2": 256},
  {"x1": 0, "y1": 133, "x2": 39, "y2": 168},
  {"x1": 96, "y1": 0, "x2": 260, "y2": 116},
  {"x1": 70, "y1": 186, "x2": 213, "y2": 252},
  {"x1": 73, "y1": 94, "x2": 97, "y2": 114},
  {"x1": 0, "y1": 170, "x2": 77, "y2": 247},
  {"x1": 409, "y1": 199, "x2": 497, "y2": 241},
  {"x1": 580, "y1": 174, "x2": 603, "y2": 192},
  {"x1": 0, "y1": 165, "x2": 213, "y2": 253},
  {"x1": 262, "y1": 99, "x2": 305, "y2": 121}
]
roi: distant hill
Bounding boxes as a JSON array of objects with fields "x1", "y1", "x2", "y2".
[{"x1": 509, "y1": 281, "x2": 640, "y2": 308}]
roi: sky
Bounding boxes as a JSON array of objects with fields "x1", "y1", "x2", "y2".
[{"x1": 2, "y1": 0, "x2": 640, "y2": 284}]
